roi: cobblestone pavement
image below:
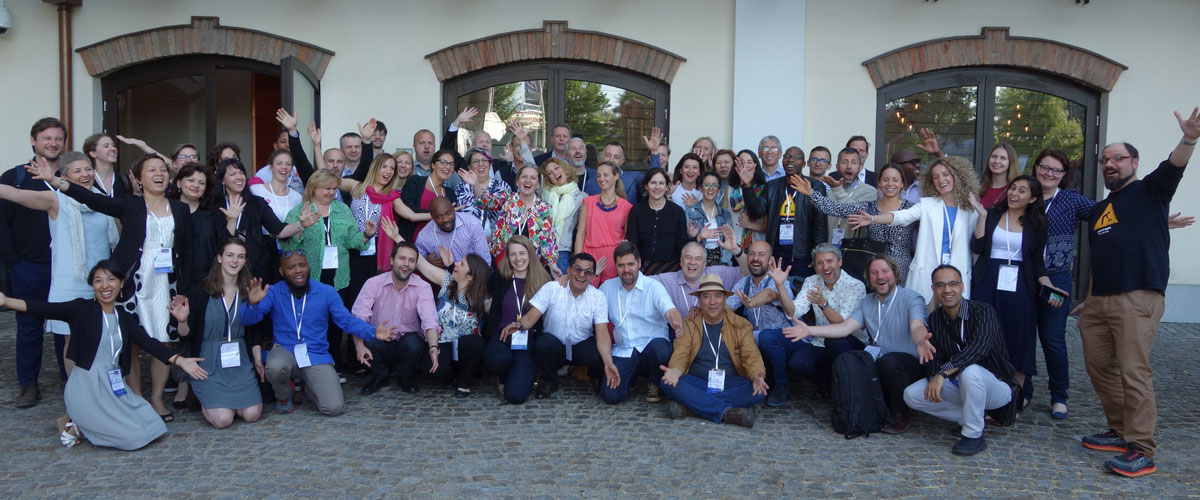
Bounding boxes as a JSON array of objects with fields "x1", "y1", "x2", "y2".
[{"x1": 0, "y1": 311, "x2": 1197, "y2": 499}]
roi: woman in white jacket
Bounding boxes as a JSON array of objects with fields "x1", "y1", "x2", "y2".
[{"x1": 848, "y1": 155, "x2": 981, "y2": 304}]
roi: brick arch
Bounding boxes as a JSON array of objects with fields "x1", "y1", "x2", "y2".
[
  {"x1": 862, "y1": 27, "x2": 1126, "y2": 92},
  {"x1": 76, "y1": 16, "x2": 335, "y2": 78},
  {"x1": 425, "y1": 20, "x2": 686, "y2": 84}
]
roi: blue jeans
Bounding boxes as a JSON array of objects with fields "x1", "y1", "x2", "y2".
[
  {"x1": 1034, "y1": 269, "x2": 1072, "y2": 404},
  {"x1": 11, "y1": 260, "x2": 55, "y2": 386},
  {"x1": 484, "y1": 336, "x2": 538, "y2": 404},
  {"x1": 601, "y1": 338, "x2": 672, "y2": 404},
  {"x1": 556, "y1": 251, "x2": 571, "y2": 275},
  {"x1": 758, "y1": 328, "x2": 863, "y2": 392},
  {"x1": 660, "y1": 373, "x2": 764, "y2": 422}
]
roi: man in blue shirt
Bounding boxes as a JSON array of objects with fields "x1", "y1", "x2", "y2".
[
  {"x1": 599, "y1": 242, "x2": 683, "y2": 404},
  {"x1": 243, "y1": 251, "x2": 398, "y2": 416}
]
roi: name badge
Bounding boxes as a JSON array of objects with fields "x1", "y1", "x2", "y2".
[
  {"x1": 779, "y1": 223, "x2": 794, "y2": 245},
  {"x1": 707, "y1": 368, "x2": 725, "y2": 394},
  {"x1": 864, "y1": 345, "x2": 882, "y2": 361},
  {"x1": 704, "y1": 220, "x2": 720, "y2": 248},
  {"x1": 153, "y1": 248, "x2": 174, "y2": 273},
  {"x1": 294, "y1": 343, "x2": 312, "y2": 368},
  {"x1": 831, "y1": 228, "x2": 846, "y2": 247},
  {"x1": 220, "y1": 342, "x2": 241, "y2": 368},
  {"x1": 997, "y1": 264, "x2": 1019, "y2": 292},
  {"x1": 322, "y1": 245, "x2": 339, "y2": 269},
  {"x1": 107, "y1": 368, "x2": 128, "y2": 397},
  {"x1": 361, "y1": 235, "x2": 377, "y2": 256},
  {"x1": 564, "y1": 340, "x2": 574, "y2": 362},
  {"x1": 940, "y1": 252, "x2": 952, "y2": 266},
  {"x1": 511, "y1": 330, "x2": 529, "y2": 350}
]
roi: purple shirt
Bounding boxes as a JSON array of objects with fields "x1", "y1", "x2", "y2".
[
  {"x1": 413, "y1": 211, "x2": 492, "y2": 267},
  {"x1": 651, "y1": 266, "x2": 744, "y2": 314},
  {"x1": 351, "y1": 272, "x2": 439, "y2": 339}
]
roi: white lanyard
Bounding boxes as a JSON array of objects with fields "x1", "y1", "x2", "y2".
[
  {"x1": 222, "y1": 291, "x2": 239, "y2": 343},
  {"x1": 436, "y1": 220, "x2": 459, "y2": 251},
  {"x1": 1002, "y1": 212, "x2": 1019, "y2": 263},
  {"x1": 782, "y1": 189, "x2": 795, "y2": 214},
  {"x1": 679, "y1": 284, "x2": 697, "y2": 310},
  {"x1": 427, "y1": 177, "x2": 444, "y2": 198},
  {"x1": 323, "y1": 216, "x2": 333, "y2": 246},
  {"x1": 942, "y1": 204, "x2": 955, "y2": 249},
  {"x1": 511, "y1": 280, "x2": 525, "y2": 319},
  {"x1": 99, "y1": 172, "x2": 115, "y2": 197},
  {"x1": 102, "y1": 312, "x2": 122, "y2": 359},
  {"x1": 958, "y1": 317, "x2": 966, "y2": 345},
  {"x1": 703, "y1": 321, "x2": 723, "y2": 370},
  {"x1": 290, "y1": 292, "x2": 307, "y2": 342},
  {"x1": 874, "y1": 292, "x2": 896, "y2": 345},
  {"x1": 703, "y1": 202, "x2": 717, "y2": 223},
  {"x1": 1043, "y1": 188, "x2": 1058, "y2": 215},
  {"x1": 267, "y1": 184, "x2": 290, "y2": 217},
  {"x1": 616, "y1": 287, "x2": 634, "y2": 330},
  {"x1": 149, "y1": 204, "x2": 171, "y2": 247}
]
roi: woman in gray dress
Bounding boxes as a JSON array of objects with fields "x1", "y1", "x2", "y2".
[
  {"x1": 170, "y1": 237, "x2": 263, "y2": 428},
  {"x1": 0, "y1": 260, "x2": 207, "y2": 450}
]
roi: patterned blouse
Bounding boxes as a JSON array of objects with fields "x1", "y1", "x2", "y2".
[
  {"x1": 1042, "y1": 188, "x2": 1095, "y2": 274},
  {"x1": 436, "y1": 272, "x2": 481, "y2": 343},
  {"x1": 454, "y1": 176, "x2": 512, "y2": 234},
  {"x1": 349, "y1": 192, "x2": 384, "y2": 232},
  {"x1": 810, "y1": 192, "x2": 917, "y2": 284},
  {"x1": 475, "y1": 190, "x2": 558, "y2": 269}
]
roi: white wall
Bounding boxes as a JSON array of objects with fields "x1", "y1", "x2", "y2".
[
  {"x1": 0, "y1": 0, "x2": 61, "y2": 165},
  {"x1": 732, "y1": 0, "x2": 806, "y2": 152}
]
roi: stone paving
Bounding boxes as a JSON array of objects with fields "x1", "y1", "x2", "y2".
[{"x1": 0, "y1": 310, "x2": 1197, "y2": 499}]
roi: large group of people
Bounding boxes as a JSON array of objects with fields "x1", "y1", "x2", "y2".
[{"x1": 3, "y1": 105, "x2": 1198, "y2": 480}]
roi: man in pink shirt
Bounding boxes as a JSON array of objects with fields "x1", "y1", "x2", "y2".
[{"x1": 352, "y1": 241, "x2": 440, "y2": 395}]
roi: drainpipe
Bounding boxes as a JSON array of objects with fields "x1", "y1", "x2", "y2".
[{"x1": 43, "y1": 0, "x2": 79, "y2": 147}]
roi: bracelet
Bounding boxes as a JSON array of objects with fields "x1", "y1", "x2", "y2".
[
  {"x1": 1184, "y1": 137, "x2": 1198, "y2": 146},
  {"x1": 428, "y1": 345, "x2": 439, "y2": 353}
]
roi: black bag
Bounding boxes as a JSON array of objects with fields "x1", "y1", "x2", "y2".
[
  {"x1": 831, "y1": 350, "x2": 891, "y2": 439},
  {"x1": 839, "y1": 227, "x2": 887, "y2": 282},
  {"x1": 986, "y1": 379, "x2": 1022, "y2": 427}
]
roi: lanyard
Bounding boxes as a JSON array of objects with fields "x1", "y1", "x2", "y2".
[
  {"x1": 874, "y1": 292, "x2": 897, "y2": 345},
  {"x1": 323, "y1": 216, "x2": 333, "y2": 246},
  {"x1": 1002, "y1": 212, "x2": 1019, "y2": 263},
  {"x1": 102, "y1": 312, "x2": 122, "y2": 359},
  {"x1": 426, "y1": 177, "x2": 444, "y2": 198},
  {"x1": 436, "y1": 220, "x2": 459, "y2": 252},
  {"x1": 1042, "y1": 188, "x2": 1058, "y2": 215},
  {"x1": 782, "y1": 189, "x2": 795, "y2": 214},
  {"x1": 942, "y1": 204, "x2": 955, "y2": 251},
  {"x1": 703, "y1": 321, "x2": 723, "y2": 370},
  {"x1": 616, "y1": 287, "x2": 634, "y2": 330},
  {"x1": 290, "y1": 292, "x2": 307, "y2": 342},
  {"x1": 679, "y1": 284, "x2": 697, "y2": 309},
  {"x1": 511, "y1": 280, "x2": 525, "y2": 320},
  {"x1": 222, "y1": 291, "x2": 239, "y2": 343},
  {"x1": 267, "y1": 184, "x2": 291, "y2": 218}
]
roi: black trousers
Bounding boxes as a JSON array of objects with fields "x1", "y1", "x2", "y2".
[
  {"x1": 532, "y1": 334, "x2": 602, "y2": 385},
  {"x1": 365, "y1": 332, "x2": 425, "y2": 387},
  {"x1": 434, "y1": 335, "x2": 485, "y2": 390},
  {"x1": 484, "y1": 335, "x2": 538, "y2": 404},
  {"x1": 875, "y1": 351, "x2": 925, "y2": 417}
]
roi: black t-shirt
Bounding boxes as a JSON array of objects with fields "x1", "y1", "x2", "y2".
[{"x1": 1087, "y1": 159, "x2": 1184, "y2": 296}]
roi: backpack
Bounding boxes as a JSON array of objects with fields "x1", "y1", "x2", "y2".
[{"x1": 830, "y1": 350, "x2": 891, "y2": 439}]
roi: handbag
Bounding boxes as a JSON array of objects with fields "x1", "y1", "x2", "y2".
[{"x1": 839, "y1": 227, "x2": 887, "y2": 282}]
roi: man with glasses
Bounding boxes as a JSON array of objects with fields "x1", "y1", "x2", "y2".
[
  {"x1": 505, "y1": 253, "x2": 610, "y2": 399},
  {"x1": 903, "y1": 265, "x2": 1017, "y2": 456},
  {"x1": 758, "y1": 135, "x2": 785, "y2": 181},
  {"x1": 890, "y1": 149, "x2": 925, "y2": 204},
  {"x1": 1074, "y1": 108, "x2": 1200, "y2": 478},
  {"x1": 414, "y1": 197, "x2": 491, "y2": 269},
  {"x1": 807, "y1": 146, "x2": 835, "y2": 190}
]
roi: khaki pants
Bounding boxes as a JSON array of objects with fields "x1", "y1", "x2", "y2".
[
  {"x1": 265, "y1": 345, "x2": 345, "y2": 416},
  {"x1": 1078, "y1": 290, "x2": 1163, "y2": 457}
]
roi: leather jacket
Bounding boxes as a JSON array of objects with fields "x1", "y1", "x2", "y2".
[{"x1": 746, "y1": 175, "x2": 828, "y2": 260}]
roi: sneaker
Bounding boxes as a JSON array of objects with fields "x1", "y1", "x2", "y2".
[
  {"x1": 1104, "y1": 447, "x2": 1156, "y2": 478},
  {"x1": 1082, "y1": 429, "x2": 1127, "y2": 453},
  {"x1": 275, "y1": 397, "x2": 294, "y2": 413},
  {"x1": 952, "y1": 436, "x2": 988, "y2": 456},
  {"x1": 645, "y1": 383, "x2": 663, "y2": 403},
  {"x1": 454, "y1": 388, "x2": 471, "y2": 399},
  {"x1": 338, "y1": 373, "x2": 348, "y2": 384},
  {"x1": 14, "y1": 384, "x2": 41, "y2": 409},
  {"x1": 535, "y1": 381, "x2": 559, "y2": 400},
  {"x1": 665, "y1": 400, "x2": 694, "y2": 419},
  {"x1": 360, "y1": 378, "x2": 383, "y2": 396},
  {"x1": 881, "y1": 412, "x2": 911, "y2": 435},
  {"x1": 722, "y1": 407, "x2": 756, "y2": 428},
  {"x1": 765, "y1": 387, "x2": 787, "y2": 407}
]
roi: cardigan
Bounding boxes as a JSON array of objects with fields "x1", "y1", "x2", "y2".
[
  {"x1": 63, "y1": 182, "x2": 195, "y2": 294},
  {"x1": 282, "y1": 201, "x2": 367, "y2": 290},
  {"x1": 25, "y1": 298, "x2": 176, "y2": 375},
  {"x1": 483, "y1": 273, "x2": 545, "y2": 341},
  {"x1": 625, "y1": 201, "x2": 690, "y2": 266},
  {"x1": 668, "y1": 308, "x2": 765, "y2": 380},
  {"x1": 969, "y1": 208, "x2": 1049, "y2": 300}
]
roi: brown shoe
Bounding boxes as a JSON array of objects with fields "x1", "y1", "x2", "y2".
[
  {"x1": 881, "y1": 412, "x2": 911, "y2": 435},
  {"x1": 665, "y1": 400, "x2": 694, "y2": 419},
  {"x1": 645, "y1": 382, "x2": 663, "y2": 403},
  {"x1": 722, "y1": 407, "x2": 756, "y2": 428},
  {"x1": 15, "y1": 384, "x2": 41, "y2": 408}
]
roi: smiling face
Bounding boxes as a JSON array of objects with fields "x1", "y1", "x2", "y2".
[
  {"x1": 506, "y1": 242, "x2": 530, "y2": 275},
  {"x1": 394, "y1": 153, "x2": 413, "y2": 179},
  {"x1": 90, "y1": 268, "x2": 122, "y2": 306},
  {"x1": 601, "y1": 144, "x2": 625, "y2": 167},
  {"x1": 699, "y1": 290, "x2": 725, "y2": 321},
  {"x1": 680, "y1": 159, "x2": 700, "y2": 184},
  {"x1": 173, "y1": 146, "x2": 200, "y2": 173},
  {"x1": 931, "y1": 163, "x2": 956, "y2": 196},
  {"x1": 517, "y1": 167, "x2": 539, "y2": 196},
  {"x1": 657, "y1": 145, "x2": 671, "y2": 168},
  {"x1": 341, "y1": 136, "x2": 362, "y2": 164},
  {"x1": 450, "y1": 259, "x2": 471, "y2": 282},
  {"x1": 596, "y1": 164, "x2": 617, "y2": 193},
  {"x1": 313, "y1": 183, "x2": 338, "y2": 205},
  {"x1": 31, "y1": 127, "x2": 65, "y2": 161},
  {"x1": 987, "y1": 146, "x2": 1010, "y2": 175},
  {"x1": 222, "y1": 164, "x2": 247, "y2": 195},
  {"x1": 371, "y1": 129, "x2": 387, "y2": 149},
  {"x1": 759, "y1": 139, "x2": 780, "y2": 167},
  {"x1": 868, "y1": 258, "x2": 896, "y2": 297},
  {"x1": 63, "y1": 159, "x2": 95, "y2": 190},
  {"x1": 746, "y1": 241, "x2": 771, "y2": 278},
  {"x1": 566, "y1": 139, "x2": 586, "y2": 168},
  {"x1": 646, "y1": 171, "x2": 669, "y2": 201},
  {"x1": 808, "y1": 150, "x2": 832, "y2": 177},
  {"x1": 877, "y1": 166, "x2": 903, "y2": 199},
  {"x1": 545, "y1": 161, "x2": 566, "y2": 186},
  {"x1": 782, "y1": 147, "x2": 804, "y2": 176},
  {"x1": 932, "y1": 267, "x2": 963, "y2": 310},
  {"x1": 176, "y1": 170, "x2": 207, "y2": 203},
  {"x1": 271, "y1": 152, "x2": 293, "y2": 183},
  {"x1": 837, "y1": 151, "x2": 861, "y2": 187},
  {"x1": 616, "y1": 252, "x2": 640, "y2": 287},
  {"x1": 680, "y1": 244, "x2": 706, "y2": 282},
  {"x1": 280, "y1": 253, "x2": 311, "y2": 289},
  {"x1": 699, "y1": 172, "x2": 719, "y2": 201},
  {"x1": 1035, "y1": 155, "x2": 1065, "y2": 191},
  {"x1": 218, "y1": 242, "x2": 247, "y2": 277},
  {"x1": 848, "y1": 139, "x2": 869, "y2": 166},
  {"x1": 433, "y1": 152, "x2": 455, "y2": 182},
  {"x1": 392, "y1": 246, "x2": 417, "y2": 282},
  {"x1": 813, "y1": 250, "x2": 842, "y2": 285},
  {"x1": 377, "y1": 158, "x2": 396, "y2": 186},
  {"x1": 92, "y1": 136, "x2": 118, "y2": 164},
  {"x1": 1005, "y1": 179, "x2": 1035, "y2": 210},
  {"x1": 468, "y1": 152, "x2": 491, "y2": 178},
  {"x1": 568, "y1": 258, "x2": 595, "y2": 295},
  {"x1": 139, "y1": 158, "x2": 170, "y2": 195},
  {"x1": 1101, "y1": 143, "x2": 1139, "y2": 191}
]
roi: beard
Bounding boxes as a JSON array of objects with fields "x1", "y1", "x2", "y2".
[
  {"x1": 286, "y1": 277, "x2": 310, "y2": 296},
  {"x1": 393, "y1": 268, "x2": 413, "y2": 282},
  {"x1": 567, "y1": 157, "x2": 585, "y2": 169},
  {"x1": 1104, "y1": 173, "x2": 1135, "y2": 191},
  {"x1": 749, "y1": 265, "x2": 766, "y2": 278}
]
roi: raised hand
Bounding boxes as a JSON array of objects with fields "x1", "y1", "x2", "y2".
[
  {"x1": 364, "y1": 220, "x2": 378, "y2": 238},
  {"x1": 687, "y1": 220, "x2": 701, "y2": 238},
  {"x1": 716, "y1": 225, "x2": 738, "y2": 252},
  {"x1": 658, "y1": 365, "x2": 681, "y2": 387},
  {"x1": 508, "y1": 120, "x2": 529, "y2": 143},
  {"x1": 642, "y1": 126, "x2": 662, "y2": 153},
  {"x1": 247, "y1": 278, "x2": 269, "y2": 305},
  {"x1": 819, "y1": 175, "x2": 838, "y2": 188},
  {"x1": 781, "y1": 318, "x2": 811, "y2": 342},
  {"x1": 1175, "y1": 107, "x2": 1200, "y2": 140},
  {"x1": 806, "y1": 285, "x2": 826, "y2": 307},
  {"x1": 358, "y1": 118, "x2": 378, "y2": 140},
  {"x1": 380, "y1": 216, "x2": 402, "y2": 244},
  {"x1": 681, "y1": 192, "x2": 700, "y2": 207},
  {"x1": 967, "y1": 191, "x2": 986, "y2": 213},
  {"x1": 848, "y1": 210, "x2": 875, "y2": 230},
  {"x1": 298, "y1": 203, "x2": 320, "y2": 228},
  {"x1": 219, "y1": 196, "x2": 246, "y2": 222},
  {"x1": 767, "y1": 257, "x2": 791, "y2": 286},
  {"x1": 595, "y1": 256, "x2": 608, "y2": 277},
  {"x1": 167, "y1": 295, "x2": 190, "y2": 323},
  {"x1": 26, "y1": 156, "x2": 58, "y2": 184},
  {"x1": 275, "y1": 108, "x2": 298, "y2": 132},
  {"x1": 115, "y1": 134, "x2": 153, "y2": 154},
  {"x1": 735, "y1": 160, "x2": 755, "y2": 186},
  {"x1": 1169, "y1": 212, "x2": 1195, "y2": 229},
  {"x1": 307, "y1": 122, "x2": 322, "y2": 146},
  {"x1": 454, "y1": 107, "x2": 479, "y2": 127},
  {"x1": 425, "y1": 251, "x2": 446, "y2": 269},
  {"x1": 457, "y1": 168, "x2": 478, "y2": 186},
  {"x1": 437, "y1": 245, "x2": 452, "y2": 267},
  {"x1": 789, "y1": 174, "x2": 813, "y2": 196},
  {"x1": 917, "y1": 128, "x2": 943, "y2": 158}
]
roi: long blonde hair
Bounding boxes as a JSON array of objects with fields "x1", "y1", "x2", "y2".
[
  {"x1": 596, "y1": 161, "x2": 626, "y2": 200},
  {"x1": 920, "y1": 156, "x2": 980, "y2": 211},
  {"x1": 498, "y1": 235, "x2": 550, "y2": 310},
  {"x1": 353, "y1": 152, "x2": 399, "y2": 199}
]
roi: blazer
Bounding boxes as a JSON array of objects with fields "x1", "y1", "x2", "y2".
[
  {"x1": 218, "y1": 192, "x2": 288, "y2": 278},
  {"x1": 483, "y1": 273, "x2": 546, "y2": 341},
  {"x1": 747, "y1": 175, "x2": 828, "y2": 260},
  {"x1": 969, "y1": 208, "x2": 1049, "y2": 300},
  {"x1": 63, "y1": 182, "x2": 195, "y2": 294},
  {"x1": 890, "y1": 196, "x2": 980, "y2": 304},
  {"x1": 668, "y1": 308, "x2": 765, "y2": 380},
  {"x1": 25, "y1": 298, "x2": 175, "y2": 375}
]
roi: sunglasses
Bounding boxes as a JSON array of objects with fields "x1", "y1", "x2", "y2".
[{"x1": 280, "y1": 249, "x2": 307, "y2": 258}]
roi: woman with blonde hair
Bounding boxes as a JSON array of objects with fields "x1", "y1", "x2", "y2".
[
  {"x1": 574, "y1": 162, "x2": 631, "y2": 285},
  {"x1": 979, "y1": 142, "x2": 1021, "y2": 209},
  {"x1": 483, "y1": 235, "x2": 552, "y2": 404},
  {"x1": 539, "y1": 157, "x2": 584, "y2": 274}
]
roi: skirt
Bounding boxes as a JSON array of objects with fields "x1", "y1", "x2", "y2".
[{"x1": 64, "y1": 364, "x2": 167, "y2": 450}]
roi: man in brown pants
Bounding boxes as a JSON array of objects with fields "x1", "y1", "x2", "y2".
[{"x1": 1077, "y1": 107, "x2": 1200, "y2": 478}]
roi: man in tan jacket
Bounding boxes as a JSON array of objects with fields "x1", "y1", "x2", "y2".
[{"x1": 659, "y1": 274, "x2": 769, "y2": 428}]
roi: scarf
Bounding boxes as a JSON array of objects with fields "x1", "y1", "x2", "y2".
[
  {"x1": 58, "y1": 188, "x2": 119, "y2": 281},
  {"x1": 366, "y1": 186, "x2": 403, "y2": 270},
  {"x1": 542, "y1": 181, "x2": 579, "y2": 242}
]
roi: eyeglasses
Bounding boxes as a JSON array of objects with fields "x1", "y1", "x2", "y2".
[
  {"x1": 570, "y1": 265, "x2": 595, "y2": 277},
  {"x1": 1036, "y1": 164, "x2": 1066, "y2": 175},
  {"x1": 761, "y1": 146, "x2": 779, "y2": 153},
  {"x1": 808, "y1": 158, "x2": 830, "y2": 165},
  {"x1": 783, "y1": 154, "x2": 804, "y2": 161},
  {"x1": 701, "y1": 183, "x2": 720, "y2": 188},
  {"x1": 176, "y1": 154, "x2": 199, "y2": 161},
  {"x1": 470, "y1": 158, "x2": 490, "y2": 165},
  {"x1": 899, "y1": 158, "x2": 921, "y2": 166},
  {"x1": 1099, "y1": 155, "x2": 1131, "y2": 165},
  {"x1": 932, "y1": 280, "x2": 962, "y2": 289},
  {"x1": 280, "y1": 249, "x2": 307, "y2": 258},
  {"x1": 435, "y1": 159, "x2": 455, "y2": 166}
]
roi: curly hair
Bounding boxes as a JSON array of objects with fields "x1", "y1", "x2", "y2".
[{"x1": 919, "y1": 155, "x2": 980, "y2": 212}]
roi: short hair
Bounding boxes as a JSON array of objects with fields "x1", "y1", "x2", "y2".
[
  {"x1": 758, "y1": 135, "x2": 781, "y2": 150},
  {"x1": 391, "y1": 240, "x2": 418, "y2": 259},
  {"x1": 811, "y1": 242, "x2": 842, "y2": 260},
  {"x1": 30, "y1": 117, "x2": 66, "y2": 138},
  {"x1": 413, "y1": 129, "x2": 435, "y2": 142},
  {"x1": 931, "y1": 264, "x2": 962, "y2": 281},
  {"x1": 604, "y1": 141, "x2": 625, "y2": 154},
  {"x1": 552, "y1": 123, "x2": 571, "y2": 134},
  {"x1": 570, "y1": 252, "x2": 597, "y2": 269},
  {"x1": 466, "y1": 147, "x2": 492, "y2": 165},
  {"x1": 303, "y1": 170, "x2": 341, "y2": 202},
  {"x1": 846, "y1": 135, "x2": 870, "y2": 152},
  {"x1": 59, "y1": 151, "x2": 90, "y2": 169},
  {"x1": 837, "y1": 147, "x2": 862, "y2": 165},
  {"x1": 613, "y1": 240, "x2": 640, "y2": 262},
  {"x1": 87, "y1": 259, "x2": 126, "y2": 283},
  {"x1": 809, "y1": 146, "x2": 831, "y2": 159},
  {"x1": 863, "y1": 254, "x2": 901, "y2": 284},
  {"x1": 131, "y1": 153, "x2": 167, "y2": 180},
  {"x1": 208, "y1": 142, "x2": 241, "y2": 168},
  {"x1": 374, "y1": 121, "x2": 388, "y2": 135},
  {"x1": 340, "y1": 132, "x2": 361, "y2": 145},
  {"x1": 566, "y1": 137, "x2": 585, "y2": 148}
]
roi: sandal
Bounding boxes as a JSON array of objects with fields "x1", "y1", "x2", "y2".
[
  {"x1": 1051, "y1": 402, "x2": 1069, "y2": 419},
  {"x1": 158, "y1": 411, "x2": 174, "y2": 423},
  {"x1": 56, "y1": 415, "x2": 81, "y2": 448}
]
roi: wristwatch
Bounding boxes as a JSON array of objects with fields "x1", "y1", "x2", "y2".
[{"x1": 428, "y1": 345, "x2": 440, "y2": 354}]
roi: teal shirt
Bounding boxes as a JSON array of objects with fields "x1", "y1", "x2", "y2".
[{"x1": 282, "y1": 201, "x2": 367, "y2": 290}]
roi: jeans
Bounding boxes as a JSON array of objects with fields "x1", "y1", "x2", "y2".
[
  {"x1": 556, "y1": 251, "x2": 571, "y2": 276},
  {"x1": 758, "y1": 328, "x2": 864, "y2": 392},
  {"x1": 660, "y1": 373, "x2": 764, "y2": 423},
  {"x1": 875, "y1": 352, "x2": 925, "y2": 417},
  {"x1": 602, "y1": 338, "x2": 672, "y2": 404},
  {"x1": 11, "y1": 260, "x2": 52, "y2": 386},
  {"x1": 904, "y1": 364, "x2": 1012, "y2": 439},
  {"x1": 532, "y1": 334, "x2": 602, "y2": 385},
  {"x1": 365, "y1": 332, "x2": 425, "y2": 387},
  {"x1": 1034, "y1": 270, "x2": 1072, "y2": 404},
  {"x1": 484, "y1": 335, "x2": 538, "y2": 404}
]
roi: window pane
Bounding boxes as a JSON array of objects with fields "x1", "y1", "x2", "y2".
[
  {"x1": 455, "y1": 80, "x2": 547, "y2": 160},
  {"x1": 993, "y1": 86, "x2": 1086, "y2": 189},
  {"x1": 117, "y1": 75, "x2": 205, "y2": 166},
  {"x1": 565, "y1": 81, "x2": 655, "y2": 168},
  {"x1": 883, "y1": 86, "x2": 978, "y2": 168},
  {"x1": 215, "y1": 69, "x2": 255, "y2": 166}
]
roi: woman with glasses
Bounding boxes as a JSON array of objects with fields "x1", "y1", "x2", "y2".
[
  {"x1": 214, "y1": 159, "x2": 309, "y2": 283},
  {"x1": 685, "y1": 171, "x2": 737, "y2": 266},
  {"x1": 729, "y1": 149, "x2": 767, "y2": 252},
  {"x1": 454, "y1": 147, "x2": 512, "y2": 235},
  {"x1": 539, "y1": 157, "x2": 584, "y2": 275},
  {"x1": 574, "y1": 162, "x2": 631, "y2": 285},
  {"x1": 169, "y1": 144, "x2": 202, "y2": 179},
  {"x1": 625, "y1": 167, "x2": 689, "y2": 275},
  {"x1": 395, "y1": 149, "x2": 453, "y2": 241},
  {"x1": 460, "y1": 164, "x2": 559, "y2": 273},
  {"x1": 979, "y1": 143, "x2": 1021, "y2": 209}
]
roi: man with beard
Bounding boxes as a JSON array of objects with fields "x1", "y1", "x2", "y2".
[
  {"x1": 351, "y1": 241, "x2": 440, "y2": 396},
  {"x1": 565, "y1": 137, "x2": 598, "y2": 195},
  {"x1": 598, "y1": 242, "x2": 683, "y2": 404},
  {"x1": 831, "y1": 135, "x2": 878, "y2": 187},
  {"x1": 780, "y1": 255, "x2": 934, "y2": 427},
  {"x1": 652, "y1": 242, "x2": 745, "y2": 316},
  {"x1": 3, "y1": 117, "x2": 65, "y2": 408},
  {"x1": 413, "y1": 197, "x2": 490, "y2": 268},
  {"x1": 725, "y1": 241, "x2": 793, "y2": 343},
  {"x1": 1074, "y1": 108, "x2": 1200, "y2": 478},
  {"x1": 242, "y1": 251, "x2": 399, "y2": 415},
  {"x1": 826, "y1": 147, "x2": 877, "y2": 246}
]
